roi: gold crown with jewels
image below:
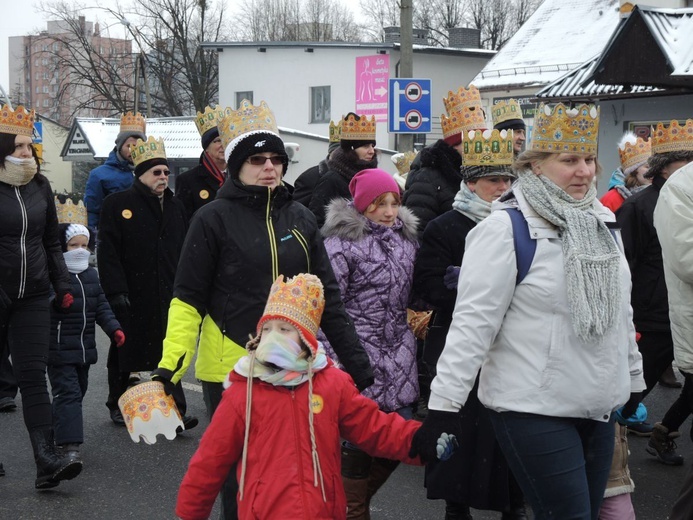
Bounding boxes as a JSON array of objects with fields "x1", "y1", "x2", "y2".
[
  {"x1": 0, "y1": 104, "x2": 35, "y2": 137},
  {"x1": 130, "y1": 136, "x2": 167, "y2": 167},
  {"x1": 463, "y1": 129, "x2": 514, "y2": 166},
  {"x1": 618, "y1": 136, "x2": 651, "y2": 171},
  {"x1": 195, "y1": 105, "x2": 233, "y2": 137},
  {"x1": 492, "y1": 99, "x2": 523, "y2": 127},
  {"x1": 440, "y1": 86, "x2": 486, "y2": 139},
  {"x1": 651, "y1": 119, "x2": 693, "y2": 155},
  {"x1": 329, "y1": 120, "x2": 342, "y2": 143},
  {"x1": 392, "y1": 151, "x2": 417, "y2": 175},
  {"x1": 530, "y1": 103, "x2": 600, "y2": 155},
  {"x1": 340, "y1": 113, "x2": 376, "y2": 141},
  {"x1": 120, "y1": 111, "x2": 146, "y2": 135},
  {"x1": 218, "y1": 100, "x2": 279, "y2": 152},
  {"x1": 54, "y1": 198, "x2": 88, "y2": 226}
]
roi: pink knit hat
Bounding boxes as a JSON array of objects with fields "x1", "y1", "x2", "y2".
[{"x1": 348, "y1": 168, "x2": 400, "y2": 212}]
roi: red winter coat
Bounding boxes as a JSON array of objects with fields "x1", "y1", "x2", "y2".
[{"x1": 176, "y1": 362, "x2": 421, "y2": 520}]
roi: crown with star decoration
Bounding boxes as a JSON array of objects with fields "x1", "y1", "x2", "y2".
[
  {"x1": 54, "y1": 198, "x2": 88, "y2": 226},
  {"x1": 530, "y1": 103, "x2": 600, "y2": 155},
  {"x1": 651, "y1": 119, "x2": 693, "y2": 155},
  {"x1": 130, "y1": 136, "x2": 167, "y2": 167},
  {"x1": 0, "y1": 104, "x2": 35, "y2": 137}
]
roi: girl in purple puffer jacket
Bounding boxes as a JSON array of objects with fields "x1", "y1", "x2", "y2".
[{"x1": 320, "y1": 167, "x2": 419, "y2": 519}]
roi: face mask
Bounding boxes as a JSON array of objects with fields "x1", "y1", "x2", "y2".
[
  {"x1": 63, "y1": 248, "x2": 91, "y2": 274},
  {"x1": 1, "y1": 155, "x2": 38, "y2": 186}
]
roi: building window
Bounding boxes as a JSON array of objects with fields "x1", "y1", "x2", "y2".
[
  {"x1": 310, "y1": 86, "x2": 331, "y2": 123},
  {"x1": 235, "y1": 91, "x2": 253, "y2": 107}
]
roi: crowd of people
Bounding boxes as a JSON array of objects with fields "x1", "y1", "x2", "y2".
[{"x1": 2, "y1": 89, "x2": 693, "y2": 520}]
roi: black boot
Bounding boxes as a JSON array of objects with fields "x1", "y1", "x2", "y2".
[
  {"x1": 57, "y1": 443, "x2": 83, "y2": 466},
  {"x1": 30, "y1": 429, "x2": 83, "y2": 489},
  {"x1": 444, "y1": 501, "x2": 473, "y2": 520},
  {"x1": 501, "y1": 505, "x2": 529, "y2": 519}
]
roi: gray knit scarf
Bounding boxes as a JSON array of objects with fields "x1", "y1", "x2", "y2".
[
  {"x1": 519, "y1": 171, "x2": 622, "y2": 341},
  {"x1": 452, "y1": 182, "x2": 491, "y2": 223}
]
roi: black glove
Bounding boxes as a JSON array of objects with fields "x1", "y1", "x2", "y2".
[
  {"x1": 151, "y1": 368, "x2": 175, "y2": 396},
  {"x1": 109, "y1": 293, "x2": 131, "y2": 319},
  {"x1": 443, "y1": 266, "x2": 460, "y2": 291},
  {"x1": 621, "y1": 391, "x2": 644, "y2": 421},
  {"x1": 409, "y1": 409, "x2": 462, "y2": 464}
]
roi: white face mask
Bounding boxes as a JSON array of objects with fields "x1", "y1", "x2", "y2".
[{"x1": 63, "y1": 248, "x2": 91, "y2": 274}]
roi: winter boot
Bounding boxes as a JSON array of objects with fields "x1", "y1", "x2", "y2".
[
  {"x1": 647, "y1": 422, "x2": 684, "y2": 466},
  {"x1": 444, "y1": 501, "x2": 473, "y2": 520},
  {"x1": 501, "y1": 504, "x2": 529, "y2": 519},
  {"x1": 341, "y1": 442, "x2": 373, "y2": 520},
  {"x1": 57, "y1": 443, "x2": 83, "y2": 466},
  {"x1": 30, "y1": 429, "x2": 83, "y2": 489},
  {"x1": 365, "y1": 457, "x2": 400, "y2": 511}
]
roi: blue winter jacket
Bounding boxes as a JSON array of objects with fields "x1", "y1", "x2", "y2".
[
  {"x1": 83, "y1": 149, "x2": 134, "y2": 228},
  {"x1": 49, "y1": 267, "x2": 121, "y2": 366}
]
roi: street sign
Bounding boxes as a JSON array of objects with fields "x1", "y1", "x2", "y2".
[
  {"x1": 33, "y1": 121, "x2": 43, "y2": 143},
  {"x1": 388, "y1": 79, "x2": 431, "y2": 133},
  {"x1": 355, "y1": 55, "x2": 390, "y2": 122}
]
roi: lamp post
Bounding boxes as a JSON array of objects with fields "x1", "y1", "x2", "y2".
[{"x1": 120, "y1": 17, "x2": 152, "y2": 117}]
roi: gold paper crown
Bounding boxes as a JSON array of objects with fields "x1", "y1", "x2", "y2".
[
  {"x1": 54, "y1": 198, "x2": 88, "y2": 226},
  {"x1": 0, "y1": 104, "x2": 35, "y2": 137},
  {"x1": 340, "y1": 113, "x2": 376, "y2": 141},
  {"x1": 218, "y1": 100, "x2": 279, "y2": 152},
  {"x1": 462, "y1": 130, "x2": 514, "y2": 167},
  {"x1": 392, "y1": 151, "x2": 417, "y2": 175},
  {"x1": 195, "y1": 105, "x2": 233, "y2": 137},
  {"x1": 651, "y1": 120, "x2": 693, "y2": 155},
  {"x1": 618, "y1": 136, "x2": 651, "y2": 171},
  {"x1": 492, "y1": 99, "x2": 523, "y2": 127},
  {"x1": 257, "y1": 274, "x2": 325, "y2": 351},
  {"x1": 120, "y1": 111, "x2": 146, "y2": 135},
  {"x1": 329, "y1": 120, "x2": 342, "y2": 143},
  {"x1": 440, "y1": 86, "x2": 486, "y2": 139},
  {"x1": 530, "y1": 103, "x2": 600, "y2": 155},
  {"x1": 130, "y1": 136, "x2": 167, "y2": 167},
  {"x1": 443, "y1": 85, "x2": 482, "y2": 116}
]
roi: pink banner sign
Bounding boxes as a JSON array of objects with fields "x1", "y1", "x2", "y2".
[{"x1": 355, "y1": 55, "x2": 390, "y2": 122}]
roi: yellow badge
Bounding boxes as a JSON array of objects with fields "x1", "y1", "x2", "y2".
[
  {"x1": 311, "y1": 394, "x2": 324, "y2": 414},
  {"x1": 199, "y1": 189, "x2": 209, "y2": 200},
  {"x1": 121, "y1": 209, "x2": 133, "y2": 219}
]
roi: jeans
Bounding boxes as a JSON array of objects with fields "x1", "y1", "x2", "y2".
[
  {"x1": 47, "y1": 363, "x2": 90, "y2": 445},
  {"x1": 488, "y1": 410, "x2": 614, "y2": 520},
  {"x1": 202, "y1": 381, "x2": 238, "y2": 520}
]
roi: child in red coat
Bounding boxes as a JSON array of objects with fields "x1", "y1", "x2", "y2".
[{"x1": 176, "y1": 273, "x2": 455, "y2": 520}]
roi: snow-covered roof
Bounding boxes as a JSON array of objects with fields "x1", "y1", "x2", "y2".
[{"x1": 471, "y1": 0, "x2": 621, "y2": 90}]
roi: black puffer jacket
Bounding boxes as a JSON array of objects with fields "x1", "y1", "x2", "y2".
[
  {"x1": 0, "y1": 174, "x2": 70, "y2": 300},
  {"x1": 403, "y1": 140, "x2": 463, "y2": 239},
  {"x1": 174, "y1": 152, "x2": 222, "y2": 221},
  {"x1": 49, "y1": 267, "x2": 120, "y2": 365},
  {"x1": 293, "y1": 158, "x2": 329, "y2": 208}
]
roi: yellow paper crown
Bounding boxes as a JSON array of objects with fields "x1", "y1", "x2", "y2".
[
  {"x1": 257, "y1": 274, "x2": 325, "y2": 352},
  {"x1": 0, "y1": 104, "x2": 35, "y2": 137},
  {"x1": 218, "y1": 100, "x2": 279, "y2": 153},
  {"x1": 120, "y1": 111, "x2": 146, "y2": 135},
  {"x1": 651, "y1": 120, "x2": 693, "y2": 155},
  {"x1": 54, "y1": 198, "x2": 88, "y2": 226},
  {"x1": 443, "y1": 85, "x2": 482, "y2": 116},
  {"x1": 440, "y1": 86, "x2": 486, "y2": 139},
  {"x1": 329, "y1": 120, "x2": 342, "y2": 143},
  {"x1": 340, "y1": 113, "x2": 376, "y2": 141},
  {"x1": 530, "y1": 103, "x2": 600, "y2": 155},
  {"x1": 492, "y1": 99, "x2": 523, "y2": 127},
  {"x1": 618, "y1": 136, "x2": 651, "y2": 171},
  {"x1": 392, "y1": 151, "x2": 417, "y2": 175},
  {"x1": 463, "y1": 129, "x2": 514, "y2": 166},
  {"x1": 195, "y1": 105, "x2": 233, "y2": 137},
  {"x1": 130, "y1": 136, "x2": 167, "y2": 167}
]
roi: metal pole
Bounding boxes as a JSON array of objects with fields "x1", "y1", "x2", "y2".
[
  {"x1": 399, "y1": 0, "x2": 414, "y2": 152},
  {"x1": 0, "y1": 84, "x2": 12, "y2": 108},
  {"x1": 141, "y1": 51, "x2": 151, "y2": 117},
  {"x1": 134, "y1": 57, "x2": 140, "y2": 114}
]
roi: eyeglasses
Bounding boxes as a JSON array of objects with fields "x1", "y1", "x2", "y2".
[
  {"x1": 151, "y1": 169, "x2": 171, "y2": 177},
  {"x1": 246, "y1": 155, "x2": 284, "y2": 166}
]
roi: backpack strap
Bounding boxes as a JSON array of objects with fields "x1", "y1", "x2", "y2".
[{"x1": 504, "y1": 208, "x2": 536, "y2": 285}]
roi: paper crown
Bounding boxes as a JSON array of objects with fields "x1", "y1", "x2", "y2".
[
  {"x1": 463, "y1": 129, "x2": 514, "y2": 166},
  {"x1": 130, "y1": 136, "x2": 167, "y2": 167},
  {"x1": 391, "y1": 151, "x2": 417, "y2": 175},
  {"x1": 118, "y1": 381, "x2": 183, "y2": 444},
  {"x1": 55, "y1": 198, "x2": 88, "y2": 226},
  {"x1": 340, "y1": 113, "x2": 376, "y2": 141},
  {"x1": 257, "y1": 274, "x2": 325, "y2": 353},
  {"x1": 195, "y1": 105, "x2": 233, "y2": 137},
  {"x1": 651, "y1": 120, "x2": 693, "y2": 155},
  {"x1": 618, "y1": 136, "x2": 651, "y2": 171},
  {"x1": 530, "y1": 103, "x2": 600, "y2": 155},
  {"x1": 120, "y1": 111, "x2": 146, "y2": 135},
  {"x1": 492, "y1": 99, "x2": 523, "y2": 127},
  {"x1": 329, "y1": 120, "x2": 342, "y2": 143},
  {"x1": 0, "y1": 104, "x2": 35, "y2": 137},
  {"x1": 440, "y1": 86, "x2": 486, "y2": 139},
  {"x1": 218, "y1": 99, "x2": 279, "y2": 155}
]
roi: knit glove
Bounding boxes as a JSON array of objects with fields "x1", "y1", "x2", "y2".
[
  {"x1": 53, "y1": 290, "x2": 74, "y2": 314},
  {"x1": 151, "y1": 369, "x2": 175, "y2": 396},
  {"x1": 409, "y1": 410, "x2": 461, "y2": 464},
  {"x1": 443, "y1": 266, "x2": 460, "y2": 290},
  {"x1": 109, "y1": 293, "x2": 131, "y2": 319},
  {"x1": 112, "y1": 330, "x2": 126, "y2": 348}
]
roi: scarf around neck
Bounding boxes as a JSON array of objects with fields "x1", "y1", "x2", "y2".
[
  {"x1": 519, "y1": 171, "x2": 622, "y2": 341},
  {"x1": 0, "y1": 156, "x2": 37, "y2": 186},
  {"x1": 202, "y1": 152, "x2": 226, "y2": 187},
  {"x1": 452, "y1": 182, "x2": 491, "y2": 223}
]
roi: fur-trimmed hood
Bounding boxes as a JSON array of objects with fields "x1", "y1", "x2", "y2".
[{"x1": 321, "y1": 198, "x2": 419, "y2": 243}]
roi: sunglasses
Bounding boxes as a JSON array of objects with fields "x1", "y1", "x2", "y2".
[
  {"x1": 246, "y1": 155, "x2": 284, "y2": 166},
  {"x1": 151, "y1": 168, "x2": 171, "y2": 177}
]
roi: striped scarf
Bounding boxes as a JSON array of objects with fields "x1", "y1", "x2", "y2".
[{"x1": 202, "y1": 152, "x2": 225, "y2": 187}]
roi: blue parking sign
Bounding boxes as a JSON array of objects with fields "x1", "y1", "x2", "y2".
[
  {"x1": 33, "y1": 122, "x2": 43, "y2": 143},
  {"x1": 388, "y1": 79, "x2": 431, "y2": 133}
]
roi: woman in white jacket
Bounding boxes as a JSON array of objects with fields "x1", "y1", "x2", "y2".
[{"x1": 410, "y1": 103, "x2": 645, "y2": 520}]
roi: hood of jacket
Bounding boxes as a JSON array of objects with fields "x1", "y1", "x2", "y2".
[
  {"x1": 413, "y1": 139, "x2": 461, "y2": 174},
  {"x1": 321, "y1": 198, "x2": 418, "y2": 243},
  {"x1": 105, "y1": 148, "x2": 134, "y2": 172}
]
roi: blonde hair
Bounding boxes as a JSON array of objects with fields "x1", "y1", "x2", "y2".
[{"x1": 513, "y1": 150, "x2": 603, "y2": 176}]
